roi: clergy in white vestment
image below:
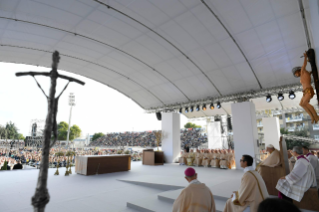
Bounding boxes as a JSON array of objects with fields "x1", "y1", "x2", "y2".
[
  {"x1": 276, "y1": 146, "x2": 317, "y2": 202},
  {"x1": 302, "y1": 146, "x2": 319, "y2": 187},
  {"x1": 223, "y1": 155, "x2": 269, "y2": 212},
  {"x1": 172, "y1": 167, "x2": 216, "y2": 212},
  {"x1": 256, "y1": 144, "x2": 281, "y2": 174}
]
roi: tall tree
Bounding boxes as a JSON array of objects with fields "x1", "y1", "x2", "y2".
[
  {"x1": 5, "y1": 121, "x2": 18, "y2": 139},
  {"x1": 92, "y1": 132, "x2": 105, "y2": 141},
  {"x1": 70, "y1": 125, "x2": 81, "y2": 140}
]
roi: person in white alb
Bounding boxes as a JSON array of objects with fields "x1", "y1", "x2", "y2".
[
  {"x1": 302, "y1": 146, "x2": 319, "y2": 187},
  {"x1": 276, "y1": 146, "x2": 317, "y2": 203}
]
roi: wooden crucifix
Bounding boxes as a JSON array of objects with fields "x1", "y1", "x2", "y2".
[
  {"x1": 16, "y1": 51, "x2": 85, "y2": 212},
  {"x1": 292, "y1": 48, "x2": 319, "y2": 124}
]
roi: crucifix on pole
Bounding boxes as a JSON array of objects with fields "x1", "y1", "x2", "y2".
[{"x1": 16, "y1": 51, "x2": 85, "y2": 212}]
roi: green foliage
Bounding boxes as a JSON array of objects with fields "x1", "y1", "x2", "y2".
[
  {"x1": 70, "y1": 125, "x2": 81, "y2": 140},
  {"x1": 184, "y1": 122, "x2": 201, "y2": 129},
  {"x1": 57, "y1": 122, "x2": 82, "y2": 141},
  {"x1": 55, "y1": 151, "x2": 65, "y2": 157},
  {"x1": 281, "y1": 127, "x2": 311, "y2": 150},
  {"x1": 1, "y1": 161, "x2": 8, "y2": 170},
  {"x1": 4, "y1": 122, "x2": 18, "y2": 139},
  {"x1": 124, "y1": 150, "x2": 130, "y2": 154},
  {"x1": 66, "y1": 151, "x2": 76, "y2": 157},
  {"x1": 92, "y1": 132, "x2": 105, "y2": 141},
  {"x1": 18, "y1": 133, "x2": 25, "y2": 140}
]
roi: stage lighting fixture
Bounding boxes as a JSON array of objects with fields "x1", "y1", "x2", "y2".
[
  {"x1": 266, "y1": 94, "x2": 272, "y2": 103},
  {"x1": 210, "y1": 103, "x2": 214, "y2": 110},
  {"x1": 190, "y1": 106, "x2": 194, "y2": 112},
  {"x1": 202, "y1": 104, "x2": 207, "y2": 111},
  {"x1": 277, "y1": 93, "x2": 284, "y2": 101},
  {"x1": 216, "y1": 102, "x2": 221, "y2": 109},
  {"x1": 185, "y1": 107, "x2": 189, "y2": 113},
  {"x1": 196, "y1": 105, "x2": 200, "y2": 111},
  {"x1": 179, "y1": 108, "x2": 182, "y2": 114},
  {"x1": 289, "y1": 91, "x2": 295, "y2": 99}
]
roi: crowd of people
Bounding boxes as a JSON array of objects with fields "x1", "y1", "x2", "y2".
[
  {"x1": 179, "y1": 148, "x2": 236, "y2": 169},
  {"x1": 0, "y1": 147, "x2": 143, "y2": 170},
  {"x1": 89, "y1": 128, "x2": 208, "y2": 148}
]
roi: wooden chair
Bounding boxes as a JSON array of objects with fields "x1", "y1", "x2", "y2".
[
  {"x1": 258, "y1": 137, "x2": 287, "y2": 195},
  {"x1": 293, "y1": 187, "x2": 319, "y2": 211}
]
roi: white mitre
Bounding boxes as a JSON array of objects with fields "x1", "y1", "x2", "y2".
[{"x1": 266, "y1": 144, "x2": 274, "y2": 148}]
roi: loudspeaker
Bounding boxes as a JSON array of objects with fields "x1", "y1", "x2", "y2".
[
  {"x1": 156, "y1": 112, "x2": 162, "y2": 121},
  {"x1": 227, "y1": 116, "x2": 232, "y2": 131}
]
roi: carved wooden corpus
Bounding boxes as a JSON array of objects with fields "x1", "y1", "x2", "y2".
[{"x1": 16, "y1": 51, "x2": 85, "y2": 212}]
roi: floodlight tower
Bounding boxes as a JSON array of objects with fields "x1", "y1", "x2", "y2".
[{"x1": 67, "y1": 93, "x2": 75, "y2": 148}]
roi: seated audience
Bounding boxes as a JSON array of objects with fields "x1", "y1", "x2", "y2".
[
  {"x1": 13, "y1": 160, "x2": 23, "y2": 169},
  {"x1": 276, "y1": 146, "x2": 317, "y2": 202},
  {"x1": 223, "y1": 155, "x2": 269, "y2": 212},
  {"x1": 257, "y1": 198, "x2": 301, "y2": 212},
  {"x1": 256, "y1": 144, "x2": 281, "y2": 174},
  {"x1": 172, "y1": 167, "x2": 216, "y2": 212}
]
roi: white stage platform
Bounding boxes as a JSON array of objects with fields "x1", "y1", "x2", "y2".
[{"x1": 0, "y1": 162, "x2": 315, "y2": 212}]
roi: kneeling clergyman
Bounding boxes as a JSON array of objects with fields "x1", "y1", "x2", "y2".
[
  {"x1": 172, "y1": 167, "x2": 216, "y2": 212},
  {"x1": 276, "y1": 146, "x2": 317, "y2": 203},
  {"x1": 223, "y1": 155, "x2": 269, "y2": 212}
]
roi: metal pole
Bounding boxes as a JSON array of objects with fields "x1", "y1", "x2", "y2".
[{"x1": 66, "y1": 105, "x2": 73, "y2": 148}]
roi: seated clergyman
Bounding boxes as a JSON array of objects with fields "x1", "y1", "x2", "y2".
[
  {"x1": 256, "y1": 144, "x2": 281, "y2": 174},
  {"x1": 302, "y1": 146, "x2": 319, "y2": 187},
  {"x1": 172, "y1": 167, "x2": 216, "y2": 212},
  {"x1": 276, "y1": 146, "x2": 317, "y2": 203},
  {"x1": 223, "y1": 155, "x2": 269, "y2": 212}
]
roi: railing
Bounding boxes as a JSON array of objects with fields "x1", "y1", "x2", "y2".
[
  {"x1": 287, "y1": 127, "x2": 304, "y2": 132},
  {"x1": 257, "y1": 123, "x2": 263, "y2": 127},
  {"x1": 286, "y1": 116, "x2": 303, "y2": 122}
]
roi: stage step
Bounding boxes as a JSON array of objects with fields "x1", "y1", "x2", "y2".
[
  {"x1": 118, "y1": 179, "x2": 184, "y2": 191},
  {"x1": 127, "y1": 195, "x2": 173, "y2": 212}
]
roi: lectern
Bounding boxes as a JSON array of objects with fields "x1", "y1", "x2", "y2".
[{"x1": 142, "y1": 149, "x2": 164, "y2": 165}]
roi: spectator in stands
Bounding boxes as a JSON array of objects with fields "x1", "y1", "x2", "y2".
[
  {"x1": 257, "y1": 198, "x2": 301, "y2": 212},
  {"x1": 172, "y1": 167, "x2": 216, "y2": 212},
  {"x1": 276, "y1": 146, "x2": 317, "y2": 203},
  {"x1": 13, "y1": 160, "x2": 23, "y2": 169}
]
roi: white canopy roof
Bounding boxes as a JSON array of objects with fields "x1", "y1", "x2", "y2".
[{"x1": 0, "y1": 0, "x2": 314, "y2": 116}]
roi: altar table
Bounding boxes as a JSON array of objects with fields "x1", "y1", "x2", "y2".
[{"x1": 75, "y1": 155, "x2": 131, "y2": 176}]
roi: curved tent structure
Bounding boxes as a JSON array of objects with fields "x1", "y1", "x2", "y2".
[{"x1": 0, "y1": 0, "x2": 317, "y2": 117}]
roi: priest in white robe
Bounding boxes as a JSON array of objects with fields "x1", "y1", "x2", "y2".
[
  {"x1": 223, "y1": 155, "x2": 269, "y2": 212},
  {"x1": 276, "y1": 146, "x2": 317, "y2": 202},
  {"x1": 256, "y1": 144, "x2": 281, "y2": 174},
  {"x1": 302, "y1": 146, "x2": 319, "y2": 187},
  {"x1": 172, "y1": 167, "x2": 216, "y2": 212}
]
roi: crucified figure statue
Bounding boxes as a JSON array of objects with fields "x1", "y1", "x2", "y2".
[
  {"x1": 292, "y1": 51, "x2": 319, "y2": 124},
  {"x1": 16, "y1": 51, "x2": 85, "y2": 212}
]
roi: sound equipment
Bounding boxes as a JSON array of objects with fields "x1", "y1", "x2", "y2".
[{"x1": 156, "y1": 112, "x2": 161, "y2": 121}]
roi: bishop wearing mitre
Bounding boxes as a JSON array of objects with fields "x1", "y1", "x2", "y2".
[{"x1": 256, "y1": 144, "x2": 281, "y2": 175}]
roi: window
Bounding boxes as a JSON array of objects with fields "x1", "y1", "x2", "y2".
[{"x1": 314, "y1": 135, "x2": 319, "y2": 140}]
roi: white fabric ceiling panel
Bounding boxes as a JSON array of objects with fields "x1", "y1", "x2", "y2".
[
  {"x1": 148, "y1": 83, "x2": 186, "y2": 105},
  {"x1": 190, "y1": 4, "x2": 229, "y2": 42},
  {"x1": 129, "y1": 89, "x2": 163, "y2": 108},
  {"x1": 219, "y1": 38, "x2": 246, "y2": 64},
  {"x1": 269, "y1": 0, "x2": 299, "y2": 18},
  {"x1": 135, "y1": 34, "x2": 176, "y2": 62},
  {"x1": 86, "y1": 10, "x2": 143, "y2": 40},
  {"x1": 239, "y1": 0, "x2": 274, "y2": 27},
  {"x1": 235, "y1": 29, "x2": 266, "y2": 60},
  {"x1": 277, "y1": 13, "x2": 307, "y2": 50},
  {"x1": 189, "y1": 48, "x2": 219, "y2": 72},
  {"x1": 0, "y1": 0, "x2": 20, "y2": 11},
  {"x1": 174, "y1": 11, "x2": 216, "y2": 48},
  {"x1": 16, "y1": 0, "x2": 83, "y2": 26},
  {"x1": 204, "y1": 42, "x2": 233, "y2": 69},
  {"x1": 209, "y1": 0, "x2": 252, "y2": 34},
  {"x1": 121, "y1": 40, "x2": 163, "y2": 66},
  {"x1": 151, "y1": 0, "x2": 188, "y2": 18}
]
